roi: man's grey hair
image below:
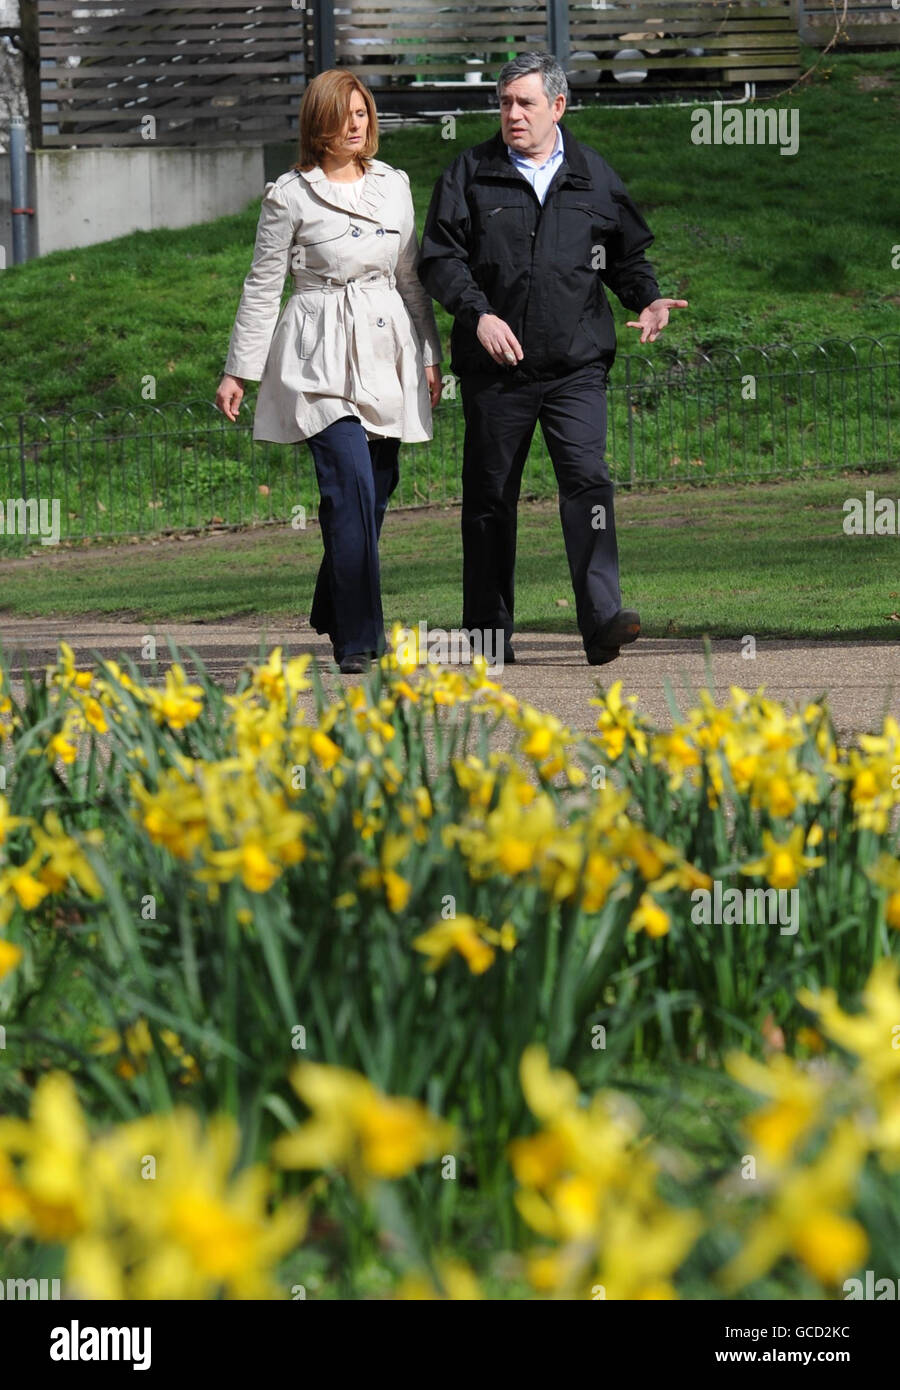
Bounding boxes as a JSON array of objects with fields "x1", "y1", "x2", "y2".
[{"x1": 497, "y1": 52, "x2": 569, "y2": 107}]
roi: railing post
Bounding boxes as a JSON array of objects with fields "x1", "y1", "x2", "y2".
[
  {"x1": 546, "y1": 0, "x2": 571, "y2": 69},
  {"x1": 312, "y1": 1, "x2": 336, "y2": 75},
  {"x1": 18, "y1": 413, "x2": 28, "y2": 537}
]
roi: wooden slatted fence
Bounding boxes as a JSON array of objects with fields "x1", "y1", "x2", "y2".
[
  {"x1": 36, "y1": 1, "x2": 806, "y2": 149},
  {"x1": 36, "y1": 0, "x2": 311, "y2": 146},
  {"x1": 798, "y1": 0, "x2": 900, "y2": 46}
]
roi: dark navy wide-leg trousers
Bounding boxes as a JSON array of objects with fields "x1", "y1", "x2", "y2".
[{"x1": 307, "y1": 415, "x2": 400, "y2": 663}]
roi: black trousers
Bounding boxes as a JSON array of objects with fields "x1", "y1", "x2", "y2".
[
  {"x1": 459, "y1": 363, "x2": 621, "y2": 652},
  {"x1": 307, "y1": 415, "x2": 400, "y2": 663}
]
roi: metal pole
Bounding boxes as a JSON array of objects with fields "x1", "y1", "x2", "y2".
[
  {"x1": 546, "y1": 0, "x2": 571, "y2": 70},
  {"x1": 10, "y1": 116, "x2": 32, "y2": 265},
  {"x1": 312, "y1": 1, "x2": 335, "y2": 75}
]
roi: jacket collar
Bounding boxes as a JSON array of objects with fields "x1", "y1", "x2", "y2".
[
  {"x1": 297, "y1": 158, "x2": 393, "y2": 223},
  {"x1": 475, "y1": 122, "x2": 592, "y2": 188}
]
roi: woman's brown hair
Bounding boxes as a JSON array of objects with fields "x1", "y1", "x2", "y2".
[{"x1": 293, "y1": 70, "x2": 378, "y2": 172}]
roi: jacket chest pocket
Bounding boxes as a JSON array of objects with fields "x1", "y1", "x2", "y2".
[
  {"x1": 473, "y1": 199, "x2": 530, "y2": 262},
  {"x1": 554, "y1": 201, "x2": 618, "y2": 265}
]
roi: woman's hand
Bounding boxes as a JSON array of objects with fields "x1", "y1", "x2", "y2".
[
  {"x1": 216, "y1": 374, "x2": 245, "y2": 422},
  {"x1": 425, "y1": 364, "x2": 442, "y2": 409}
]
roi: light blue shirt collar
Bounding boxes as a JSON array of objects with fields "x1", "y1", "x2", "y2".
[
  {"x1": 505, "y1": 124, "x2": 564, "y2": 204},
  {"x1": 506, "y1": 122, "x2": 563, "y2": 170}
]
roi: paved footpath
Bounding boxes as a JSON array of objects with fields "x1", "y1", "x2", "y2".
[{"x1": 1, "y1": 618, "x2": 899, "y2": 736}]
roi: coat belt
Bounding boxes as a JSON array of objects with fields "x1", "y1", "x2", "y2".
[{"x1": 291, "y1": 269, "x2": 397, "y2": 404}]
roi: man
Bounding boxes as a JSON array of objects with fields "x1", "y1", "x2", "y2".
[{"x1": 417, "y1": 51, "x2": 686, "y2": 665}]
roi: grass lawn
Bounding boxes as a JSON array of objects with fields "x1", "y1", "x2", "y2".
[
  {"x1": 2, "y1": 469, "x2": 900, "y2": 640},
  {"x1": 0, "y1": 52, "x2": 898, "y2": 421}
]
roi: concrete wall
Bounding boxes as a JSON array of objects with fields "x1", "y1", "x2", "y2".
[
  {"x1": 0, "y1": 144, "x2": 265, "y2": 264},
  {"x1": 32, "y1": 144, "x2": 265, "y2": 256}
]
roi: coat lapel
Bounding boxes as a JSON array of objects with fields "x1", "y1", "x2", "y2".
[{"x1": 297, "y1": 159, "x2": 393, "y2": 224}]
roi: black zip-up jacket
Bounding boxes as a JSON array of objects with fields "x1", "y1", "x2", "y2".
[{"x1": 416, "y1": 123, "x2": 661, "y2": 382}]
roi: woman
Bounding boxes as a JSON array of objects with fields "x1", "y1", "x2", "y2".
[{"x1": 216, "y1": 71, "x2": 442, "y2": 674}]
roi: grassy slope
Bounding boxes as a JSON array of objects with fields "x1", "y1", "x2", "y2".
[
  {"x1": 0, "y1": 52, "x2": 898, "y2": 421},
  {"x1": 2, "y1": 470, "x2": 900, "y2": 639}
]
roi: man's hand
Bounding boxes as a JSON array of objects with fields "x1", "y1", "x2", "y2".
[
  {"x1": 625, "y1": 298, "x2": 689, "y2": 345},
  {"x1": 477, "y1": 313, "x2": 524, "y2": 367},
  {"x1": 425, "y1": 364, "x2": 442, "y2": 408},
  {"x1": 216, "y1": 374, "x2": 245, "y2": 422}
]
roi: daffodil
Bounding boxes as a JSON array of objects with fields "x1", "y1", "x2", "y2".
[
  {"x1": 628, "y1": 892, "x2": 671, "y2": 938},
  {"x1": 0, "y1": 938, "x2": 23, "y2": 980},
  {"x1": 798, "y1": 958, "x2": 900, "y2": 1092},
  {"x1": 273, "y1": 1061, "x2": 455, "y2": 1187},
  {"x1": 591, "y1": 681, "x2": 649, "y2": 760},
  {"x1": 510, "y1": 1048, "x2": 702, "y2": 1299},
  {"x1": 718, "y1": 1120, "x2": 868, "y2": 1291},
  {"x1": 0, "y1": 1071, "x2": 94, "y2": 1241},
  {"x1": 310, "y1": 729, "x2": 341, "y2": 770},
  {"x1": 86, "y1": 1107, "x2": 305, "y2": 1299},
  {"x1": 358, "y1": 832, "x2": 412, "y2": 912},
  {"x1": 395, "y1": 1258, "x2": 483, "y2": 1300},
  {"x1": 740, "y1": 826, "x2": 825, "y2": 890},
  {"x1": 91, "y1": 1019, "x2": 200, "y2": 1084},
  {"x1": 0, "y1": 795, "x2": 29, "y2": 847},
  {"x1": 864, "y1": 854, "x2": 900, "y2": 930},
  {"x1": 725, "y1": 1052, "x2": 825, "y2": 1168},
  {"x1": 248, "y1": 647, "x2": 311, "y2": 713},
  {"x1": 31, "y1": 811, "x2": 103, "y2": 897},
  {"x1": 0, "y1": 856, "x2": 52, "y2": 926},
  {"x1": 46, "y1": 641, "x2": 94, "y2": 694},
  {"x1": 0, "y1": 1074, "x2": 304, "y2": 1298},
  {"x1": 412, "y1": 915, "x2": 515, "y2": 975},
  {"x1": 145, "y1": 664, "x2": 205, "y2": 730},
  {"x1": 650, "y1": 726, "x2": 702, "y2": 790}
]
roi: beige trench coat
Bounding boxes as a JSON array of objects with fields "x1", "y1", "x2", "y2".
[{"x1": 223, "y1": 160, "x2": 443, "y2": 444}]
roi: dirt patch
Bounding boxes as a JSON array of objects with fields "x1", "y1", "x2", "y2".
[{"x1": 854, "y1": 74, "x2": 893, "y2": 92}]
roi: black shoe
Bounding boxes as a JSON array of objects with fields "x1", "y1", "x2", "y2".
[
  {"x1": 462, "y1": 630, "x2": 512, "y2": 666},
  {"x1": 487, "y1": 640, "x2": 515, "y2": 667},
  {"x1": 586, "y1": 645, "x2": 621, "y2": 667},
  {"x1": 339, "y1": 652, "x2": 372, "y2": 675},
  {"x1": 586, "y1": 609, "x2": 641, "y2": 666}
]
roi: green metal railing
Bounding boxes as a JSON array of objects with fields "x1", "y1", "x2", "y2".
[{"x1": 0, "y1": 336, "x2": 897, "y2": 553}]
